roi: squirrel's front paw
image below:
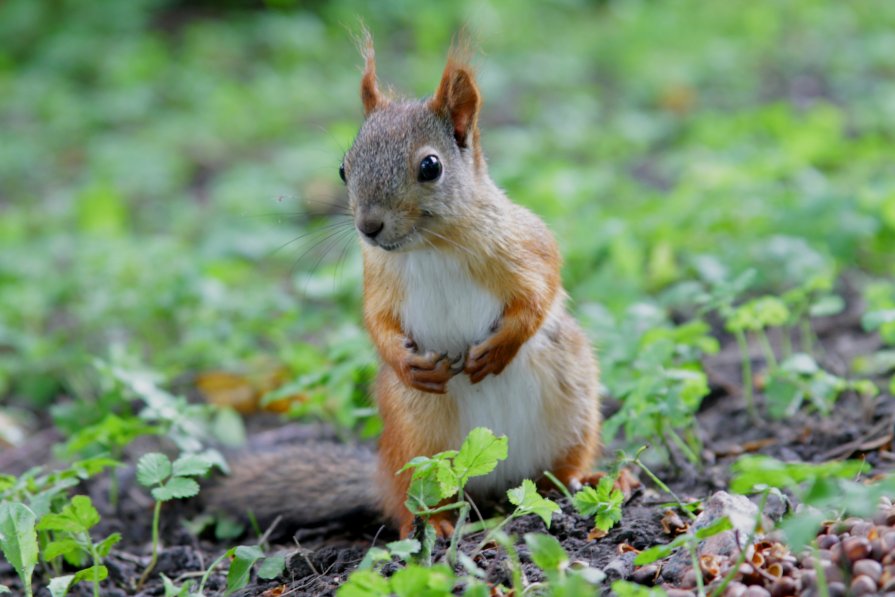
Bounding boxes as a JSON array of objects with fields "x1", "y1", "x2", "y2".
[
  {"x1": 464, "y1": 335, "x2": 520, "y2": 383},
  {"x1": 400, "y1": 346, "x2": 456, "y2": 394}
]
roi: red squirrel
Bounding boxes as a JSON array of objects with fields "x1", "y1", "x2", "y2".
[{"x1": 207, "y1": 34, "x2": 601, "y2": 537}]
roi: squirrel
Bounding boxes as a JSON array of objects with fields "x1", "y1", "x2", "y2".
[{"x1": 206, "y1": 33, "x2": 601, "y2": 538}]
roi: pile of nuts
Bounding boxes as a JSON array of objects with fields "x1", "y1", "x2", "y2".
[{"x1": 642, "y1": 497, "x2": 895, "y2": 596}]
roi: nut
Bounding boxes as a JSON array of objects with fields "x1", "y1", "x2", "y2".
[
  {"x1": 850, "y1": 574, "x2": 878, "y2": 596},
  {"x1": 842, "y1": 536, "x2": 872, "y2": 563},
  {"x1": 769, "y1": 576, "x2": 796, "y2": 597},
  {"x1": 742, "y1": 586, "x2": 771, "y2": 597},
  {"x1": 853, "y1": 558, "x2": 882, "y2": 582}
]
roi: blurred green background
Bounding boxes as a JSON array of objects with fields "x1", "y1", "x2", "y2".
[{"x1": 1, "y1": 0, "x2": 894, "y2": 436}]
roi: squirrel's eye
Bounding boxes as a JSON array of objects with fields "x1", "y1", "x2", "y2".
[
  {"x1": 339, "y1": 162, "x2": 346, "y2": 183},
  {"x1": 418, "y1": 155, "x2": 442, "y2": 182}
]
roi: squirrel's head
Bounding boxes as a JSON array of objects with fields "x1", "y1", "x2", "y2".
[{"x1": 341, "y1": 32, "x2": 484, "y2": 252}]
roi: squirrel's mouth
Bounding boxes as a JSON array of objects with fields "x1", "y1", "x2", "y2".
[{"x1": 366, "y1": 230, "x2": 418, "y2": 252}]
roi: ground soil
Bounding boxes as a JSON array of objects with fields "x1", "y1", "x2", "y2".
[{"x1": 2, "y1": 303, "x2": 893, "y2": 596}]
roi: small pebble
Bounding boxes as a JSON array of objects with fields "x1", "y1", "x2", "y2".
[{"x1": 743, "y1": 586, "x2": 771, "y2": 597}]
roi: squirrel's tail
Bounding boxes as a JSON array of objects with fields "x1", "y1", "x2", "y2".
[{"x1": 203, "y1": 442, "x2": 381, "y2": 530}]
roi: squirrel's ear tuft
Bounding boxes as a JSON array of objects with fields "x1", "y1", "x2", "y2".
[
  {"x1": 429, "y1": 40, "x2": 481, "y2": 150},
  {"x1": 359, "y1": 29, "x2": 383, "y2": 117}
]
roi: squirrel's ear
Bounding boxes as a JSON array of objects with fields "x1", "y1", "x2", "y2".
[
  {"x1": 429, "y1": 51, "x2": 481, "y2": 149},
  {"x1": 359, "y1": 30, "x2": 383, "y2": 116}
]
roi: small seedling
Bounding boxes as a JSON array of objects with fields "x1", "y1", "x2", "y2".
[
  {"x1": 136, "y1": 452, "x2": 214, "y2": 588},
  {"x1": 35, "y1": 495, "x2": 120, "y2": 597},
  {"x1": 572, "y1": 475, "x2": 624, "y2": 535}
]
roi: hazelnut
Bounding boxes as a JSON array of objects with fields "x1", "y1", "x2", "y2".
[{"x1": 853, "y1": 558, "x2": 882, "y2": 582}]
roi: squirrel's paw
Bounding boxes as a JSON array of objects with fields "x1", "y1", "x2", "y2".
[
  {"x1": 400, "y1": 347, "x2": 456, "y2": 394},
  {"x1": 464, "y1": 335, "x2": 520, "y2": 383}
]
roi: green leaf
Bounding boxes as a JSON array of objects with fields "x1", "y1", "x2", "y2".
[
  {"x1": 43, "y1": 538, "x2": 83, "y2": 561},
  {"x1": 335, "y1": 569, "x2": 390, "y2": 597},
  {"x1": 781, "y1": 510, "x2": 826, "y2": 553},
  {"x1": 573, "y1": 477, "x2": 624, "y2": 532},
  {"x1": 0, "y1": 502, "x2": 38, "y2": 595},
  {"x1": 524, "y1": 533, "x2": 568, "y2": 573},
  {"x1": 507, "y1": 479, "x2": 560, "y2": 527},
  {"x1": 390, "y1": 564, "x2": 455, "y2": 597},
  {"x1": 152, "y1": 477, "x2": 200, "y2": 501},
  {"x1": 404, "y1": 474, "x2": 444, "y2": 514},
  {"x1": 95, "y1": 533, "x2": 121, "y2": 558},
  {"x1": 48, "y1": 575, "x2": 75, "y2": 597},
  {"x1": 161, "y1": 574, "x2": 194, "y2": 597},
  {"x1": 695, "y1": 516, "x2": 733, "y2": 539},
  {"x1": 863, "y1": 309, "x2": 895, "y2": 331},
  {"x1": 137, "y1": 453, "x2": 172, "y2": 487},
  {"x1": 357, "y1": 547, "x2": 390, "y2": 571},
  {"x1": 257, "y1": 554, "x2": 286, "y2": 580},
  {"x1": 386, "y1": 538, "x2": 421, "y2": 561},
  {"x1": 71, "y1": 564, "x2": 108, "y2": 585},
  {"x1": 172, "y1": 454, "x2": 213, "y2": 478},
  {"x1": 36, "y1": 495, "x2": 100, "y2": 534},
  {"x1": 226, "y1": 545, "x2": 264, "y2": 594},
  {"x1": 453, "y1": 428, "x2": 508, "y2": 486}
]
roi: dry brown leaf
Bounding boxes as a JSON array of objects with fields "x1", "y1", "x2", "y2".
[
  {"x1": 661, "y1": 509, "x2": 689, "y2": 535},
  {"x1": 587, "y1": 527, "x2": 608, "y2": 540}
]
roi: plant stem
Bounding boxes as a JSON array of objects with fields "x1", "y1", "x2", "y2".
[
  {"x1": 735, "y1": 330, "x2": 757, "y2": 421},
  {"x1": 811, "y1": 542, "x2": 830, "y2": 597},
  {"x1": 667, "y1": 425, "x2": 701, "y2": 467},
  {"x1": 87, "y1": 534, "x2": 101, "y2": 597},
  {"x1": 710, "y1": 489, "x2": 768, "y2": 597},
  {"x1": 542, "y1": 470, "x2": 573, "y2": 500},
  {"x1": 630, "y1": 447, "x2": 696, "y2": 520},
  {"x1": 756, "y1": 328, "x2": 778, "y2": 368},
  {"x1": 448, "y1": 502, "x2": 470, "y2": 566},
  {"x1": 198, "y1": 549, "x2": 232, "y2": 596},
  {"x1": 137, "y1": 500, "x2": 162, "y2": 589},
  {"x1": 688, "y1": 542, "x2": 706, "y2": 597}
]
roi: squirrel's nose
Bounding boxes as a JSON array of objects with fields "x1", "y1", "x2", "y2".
[{"x1": 358, "y1": 218, "x2": 385, "y2": 239}]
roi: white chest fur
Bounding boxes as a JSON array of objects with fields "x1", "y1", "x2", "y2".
[{"x1": 394, "y1": 250, "x2": 558, "y2": 494}]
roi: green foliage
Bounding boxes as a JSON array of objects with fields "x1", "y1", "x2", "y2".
[
  {"x1": 731, "y1": 455, "x2": 895, "y2": 550},
  {"x1": 137, "y1": 452, "x2": 212, "y2": 501},
  {"x1": 765, "y1": 353, "x2": 877, "y2": 419},
  {"x1": 507, "y1": 479, "x2": 561, "y2": 528},
  {"x1": 400, "y1": 427, "x2": 508, "y2": 515},
  {"x1": 35, "y1": 495, "x2": 119, "y2": 597},
  {"x1": 635, "y1": 517, "x2": 733, "y2": 566},
  {"x1": 594, "y1": 305, "x2": 716, "y2": 463},
  {"x1": 0, "y1": 502, "x2": 38, "y2": 597},
  {"x1": 572, "y1": 476, "x2": 624, "y2": 533}
]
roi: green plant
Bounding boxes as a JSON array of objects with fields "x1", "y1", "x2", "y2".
[
  {"x1": 597, "y1": 306, "x2": 717, "y2": 466},
  {"x1": 764, "y1": 353, "x2": 878, "y2": 419},
  {"x1": 135, "y1": 452, "x2": 215, "y2": 588},
  {"x1": 572, "y1": 476, "x2": 624, "y2": 534},
  {"x1": 730, "y1": 455, "x2": 894, "y2": 550},
  {"x1": 35, "y1": 495, "x2": 120, "y2": 597}
]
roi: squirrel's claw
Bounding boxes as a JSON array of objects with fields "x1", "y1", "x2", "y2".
[
  {"x1": 402, "y1": 350, "x2": 455, "y2": 394},
  {"x1": 465, "y1": 335, "x2": 519, "y2": 383}
]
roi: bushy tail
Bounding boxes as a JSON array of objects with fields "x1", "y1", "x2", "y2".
[{"x1": 203, "y1": 442, "x2": 381, "y2": 530}]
